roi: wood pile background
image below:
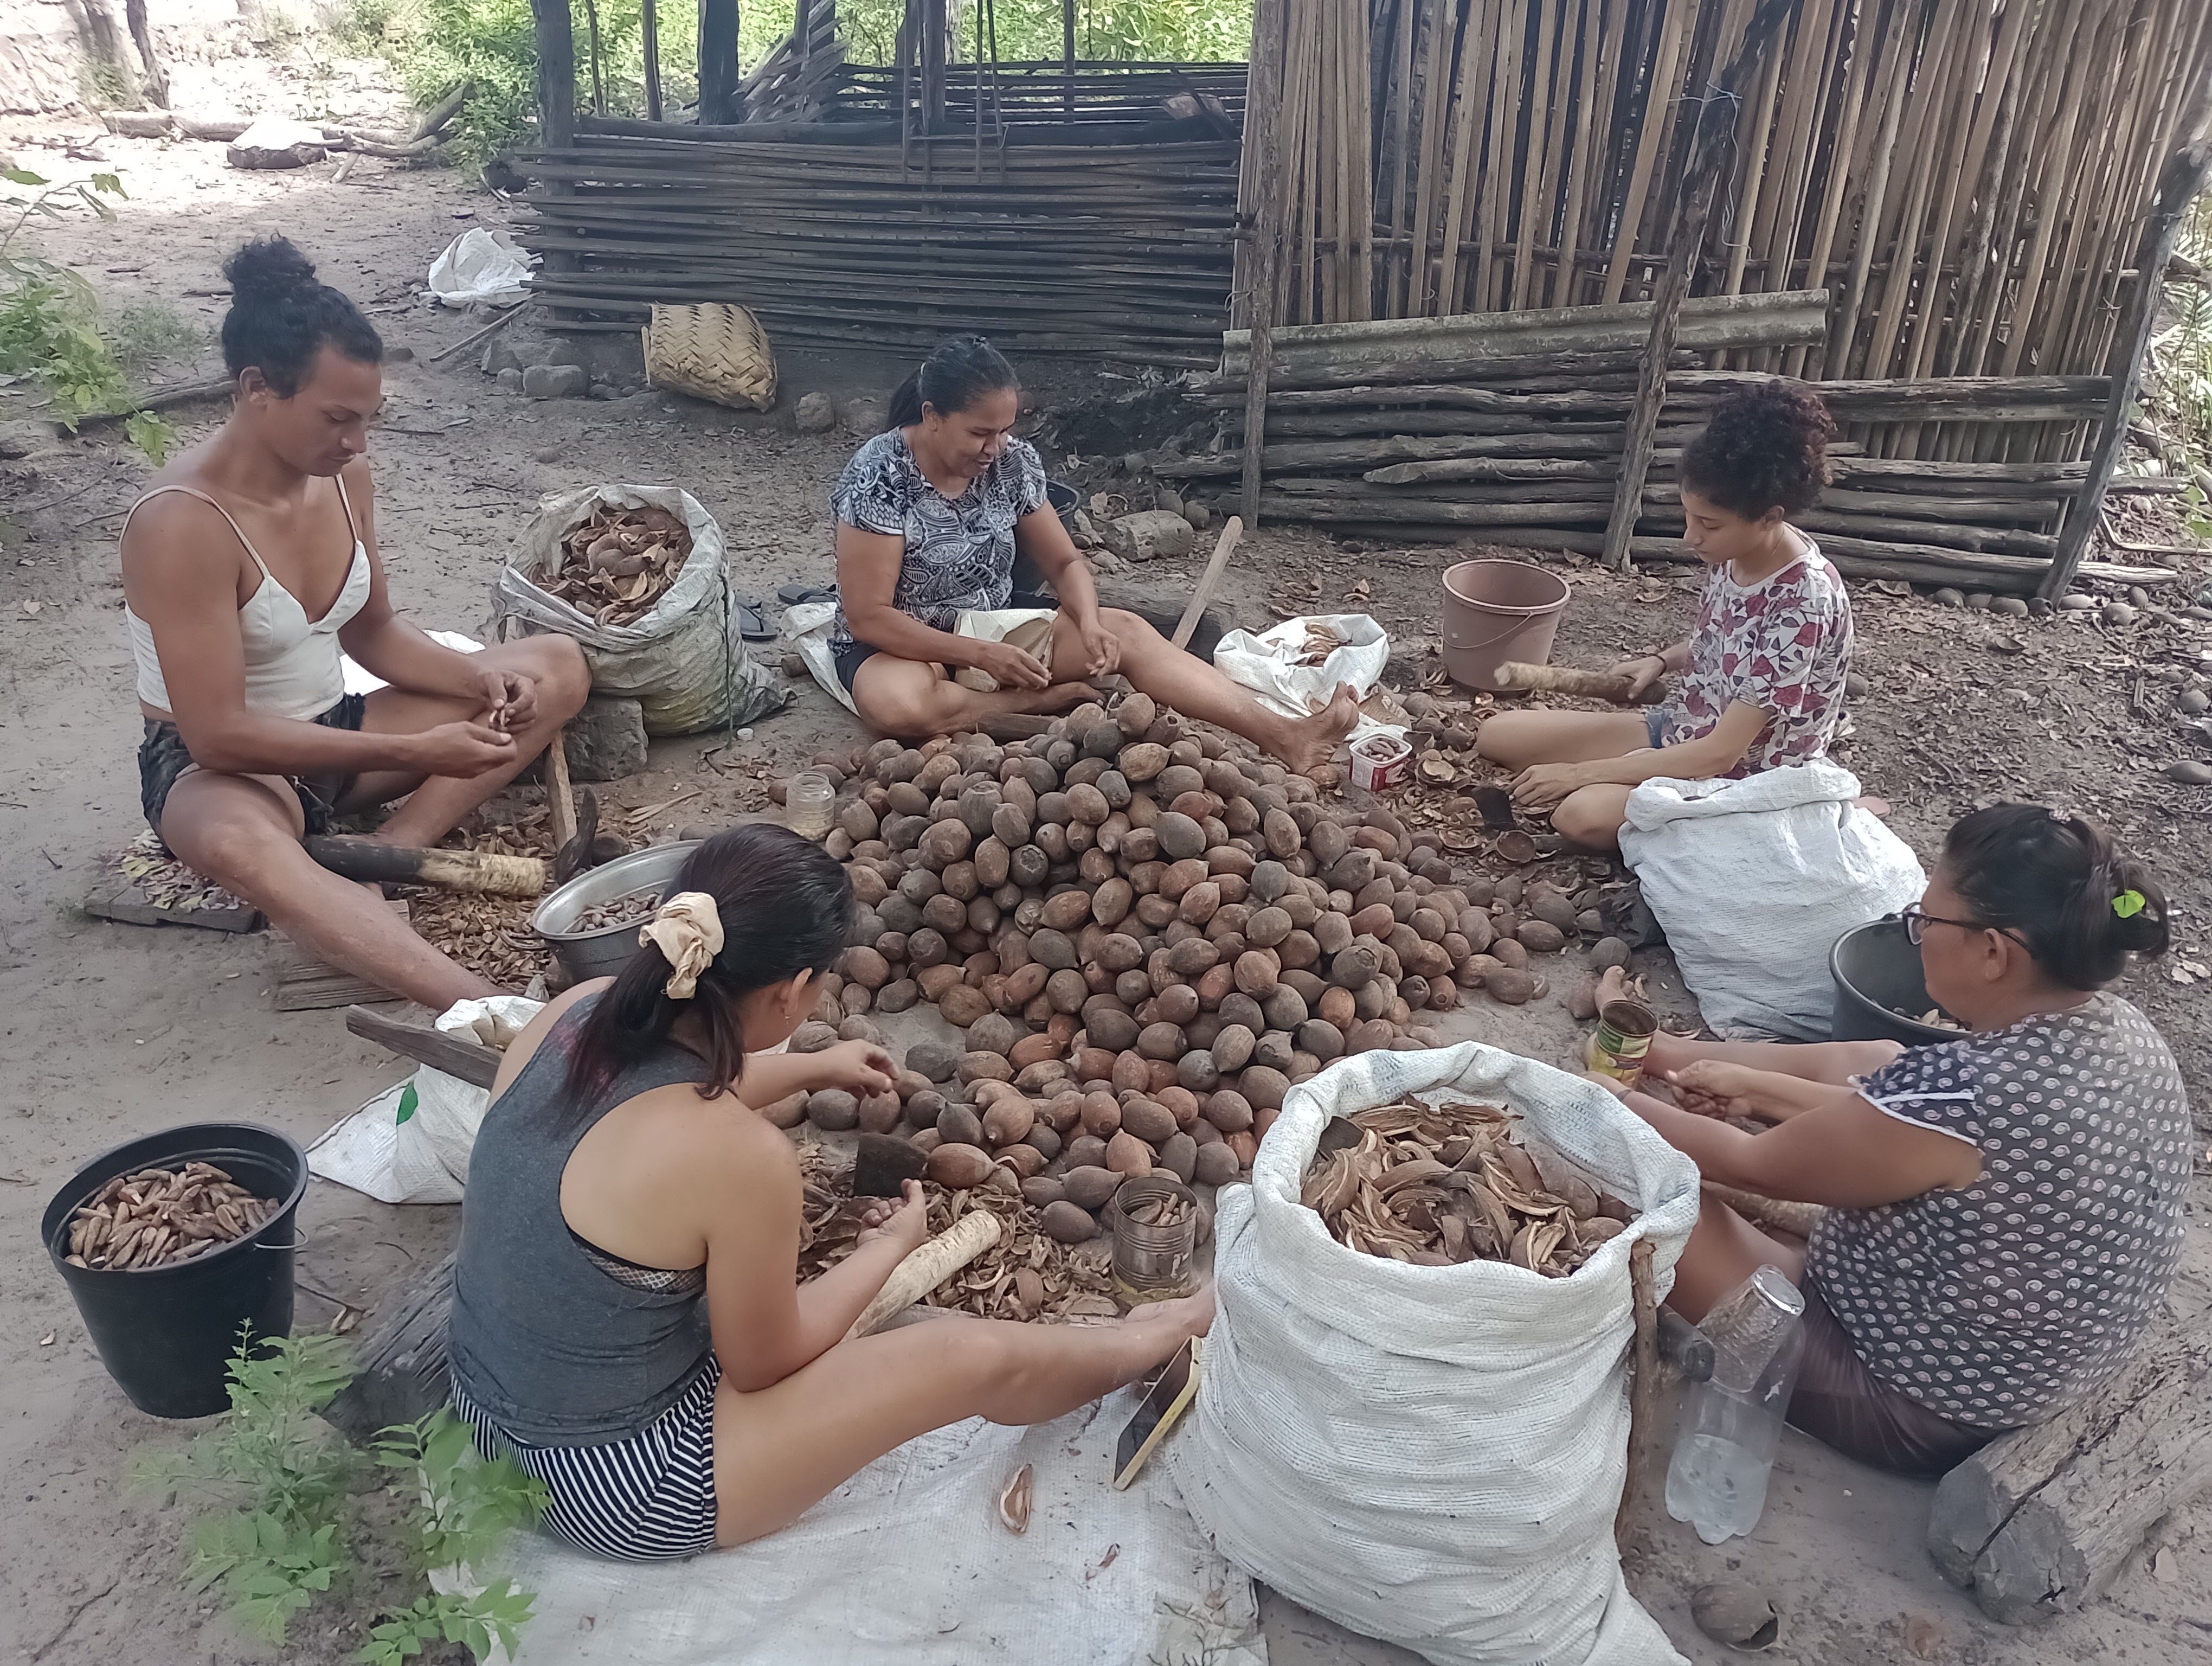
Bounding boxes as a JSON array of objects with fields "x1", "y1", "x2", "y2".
[
  {"x1": 1172, "y1": 289, "x2": 2173, "y2": 592},
  {"x1": 1239, "y1": 0, "x2": 2212, "y2": 467},
  {"x1": 520, "y1": 125, "x2": 1240, "y2": 361}
]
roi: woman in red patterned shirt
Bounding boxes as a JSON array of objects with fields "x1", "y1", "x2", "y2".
[{"x1": 1478, "y1": 380, "x2": 1855, "y2": 851}]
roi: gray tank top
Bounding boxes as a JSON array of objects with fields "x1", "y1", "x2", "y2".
[{"x1": 448, "y1": 996, "x2": 716, "y2": 1445}]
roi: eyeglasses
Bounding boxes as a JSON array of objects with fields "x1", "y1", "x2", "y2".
[{"x1": 1900, "y1": 901, "x2": 2022, "y2": 948}]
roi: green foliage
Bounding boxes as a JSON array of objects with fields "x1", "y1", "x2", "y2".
[
  {"x1": 130, "y1": 1330, "x2": 362, "y2": 1643},
  {"x1": 134, "y1": 1331, "x2": 549, "y2": 1662},
  {"x1": 342, "y1": 0, "x2": 1250, "y2": 159},
  {"x1": 0, "y1": 167, "x2": 177, "y2": 461}
]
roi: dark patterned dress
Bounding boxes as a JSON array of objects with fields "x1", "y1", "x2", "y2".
[
  {"x1": 828, "y1": 429, "x2": 1050, "y2": 651},
  {"x1": 1808, "y1": 994, "x2": 2191, "y2": 1428}
]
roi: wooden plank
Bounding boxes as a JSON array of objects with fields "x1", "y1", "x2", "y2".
[
  {"x1": 1241, "y1": 0, "x2": 1289, "y2": 524},
  {"x1": 83, "y1": 873, "x2": 263, "y2": 934},
  {"x1": 1173, "y1": 518, "x2": 1246, "y2": 650},
  {"x1": 344, "y1": 1005, "x2": 503, "y2": 1090},
  {"x1": 271, "y1": 901, "x2": 409, "y2": 1012},
  {"x1": 546, "y1": 721, "x2": 580, "y2": 853},
  {"x1": 528, "y1": 0, "x2": 576, "y2": 152}
]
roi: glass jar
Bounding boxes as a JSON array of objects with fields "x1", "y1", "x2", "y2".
[
  {"x1": 1108, "y1": 1175, "x2": 1199, "y2": 1305},
  {"x1": 784, "y1": 772, "x2": 835, "y2": 840}
]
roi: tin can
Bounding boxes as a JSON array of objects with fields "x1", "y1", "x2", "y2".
[
  {"x1": 1348, "y1": 732, "x2": 1412, "y2": 792},
  {"x1": 1585, "y1": 997, "x2": 1658, "y2": 1083},
  {"x1": 1108, "y1": 1176, "x2": 1199, "y2": 1304}
]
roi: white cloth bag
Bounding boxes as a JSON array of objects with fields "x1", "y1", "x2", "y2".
[
  {"x1": 1169, "y1": 1042, "x2": 1700, "y2": 1666},
  {"x1": 1211, "y1": 612, "x2": 1400, "y2": 751},
  {"x1": 1619, "y1": 759, "x2": 1927, "y2": 1040}
]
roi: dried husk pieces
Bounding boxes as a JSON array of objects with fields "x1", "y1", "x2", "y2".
[
  {"x1": 1301, "y1": 1098, "x2": 1634, "y2": 1276},
  {"x1": 540, "y1": 503, "x2": 692, "y2": 627},
  {"x1": 793, "y1": 1141, "x2": 1116, "y2": 1322},
  {"x1": 66, "y1": 1162, "x2": 279, "y2": 1271}
]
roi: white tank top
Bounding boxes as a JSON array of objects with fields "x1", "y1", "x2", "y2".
[{"x1": 123, "y1": 480, "x2": 374, "y2": 722}]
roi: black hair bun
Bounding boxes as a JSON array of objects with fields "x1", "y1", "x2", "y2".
[{"x1": 222, "y1": 236, "x2": 321, "y2": 306}]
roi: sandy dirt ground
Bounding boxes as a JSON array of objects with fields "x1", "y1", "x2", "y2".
[{"x1": 5, "y1": 43, "x2": 2212, "y2": 1666}]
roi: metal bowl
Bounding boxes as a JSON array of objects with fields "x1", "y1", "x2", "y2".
[{"x1": 532, "y1": 840, "x2": 702, "y2": 985}]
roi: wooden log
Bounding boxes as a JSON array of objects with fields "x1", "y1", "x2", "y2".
[
  {"x1": 1617, "y1": 1236, "x2": 1660, "y2": 1542},
  {"x1": 1605, "y1": 0, "x2": 1793, "y2": 571},
  {"x1": 1263, "y1": 493, "x2": 1611, "y2": 529},
  {"x1": 1701, "y1": 1182, "x2": 1824, "y2": 1240},
  {"x1": 849, "y1": 1211, "x2": 1002, "y2": 1338},
  {"x1": 321, "y1": 1255, "x2": 456, "y2": 1444},
  {"x1": 697, "y1": 0, "x2": 744, "y2": 125},
  {"x1": 528, "y1": 0, "x2": 576, "y2": 150},
  {"x1": 1192, "y1": 348, "x2": 1698, "y2": 398},
  {"x1": 1219, "y1": 287, "x2": 1830, "y2": 374},
  {"x1": 1161, "y1": 431, "x2": 1626, "y2": 479},
  {"x1": 1927, "y1": 1312, "x2": 2212, "y2": 1625},
  {"x1": 344, "y1": 1004, "x2": 503, "y2": 1090},
  {"x1": 545, "y1": 721, "x2": 580, "y2": 853},
  {"x1": 1240, "y1": 0, "x2": 1289, "y2": 525},
  {"x1": 2041, "y1": 82, "x2": 2212, "y2": 600},
  {"x1": 1495, "y1": 661, "x2": 1660, "y2": 705},
  {"x1": 1199, "y1": 382, "x2": 1635, "y2": 416},
  {"x1": 303, "y1": 837, "x2": 549, "y2": 897}
]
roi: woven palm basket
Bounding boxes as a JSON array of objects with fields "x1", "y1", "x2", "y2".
[{"x1": 642, "y1": 302, "x2": 777, "y2": 412}]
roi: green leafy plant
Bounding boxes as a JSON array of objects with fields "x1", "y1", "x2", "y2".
[
  {"x1": 359, "y1": 1410, "x2": 549, "y2": 1666},
  {"x1": 0, "y1": 166, "x2": 177, "y2": 461},
  {"x1": 134, "y1": 1330, "x2": 549, "y2": 1661},
  {"x1": 130, "y1": 1330, "x2": 363, "y2": 1642}
]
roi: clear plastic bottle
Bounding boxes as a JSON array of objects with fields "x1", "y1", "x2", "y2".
[
  {"x1": 1664, "y1": 1265, "x2": 1806, "y2": 1545},
  {"x1": 784, "y1": 772, "x2": 835, "y2": 840}
]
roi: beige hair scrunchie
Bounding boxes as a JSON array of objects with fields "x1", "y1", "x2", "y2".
[{"x1": 639, "y1": 891, "x2": 725, "y2": 999}]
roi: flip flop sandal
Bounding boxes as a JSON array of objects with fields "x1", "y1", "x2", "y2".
[
  {"x1": 776, "y1": 582, "x2": 837, "y2": 608},
  {"x1": 732, "y1": 593, "x2": 774, "y2": 642}
]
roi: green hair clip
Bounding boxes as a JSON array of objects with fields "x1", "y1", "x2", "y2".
[{"x1": 2114, "y1": 889, "x2": 2147, "y2": 919}]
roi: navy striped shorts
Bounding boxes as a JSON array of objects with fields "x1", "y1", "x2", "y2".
[{"x1": 452, "y1": 1359, "x2": 722, "y2": 1561}]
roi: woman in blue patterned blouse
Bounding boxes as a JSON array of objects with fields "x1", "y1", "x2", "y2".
[
  {"x1": 1617, "y1": 804, "x2": 2188, "y2": 1475},
  {"x1": 828, "y1": 335, "x2": 1358, "y2": 776}
]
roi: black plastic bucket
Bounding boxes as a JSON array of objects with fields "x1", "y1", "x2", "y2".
[
  {"x1": 42, "y1": 1123, "x2": 307, "y2": 1418},
  {"x1": 1830, "y1": 918, "x2": 1963, "y2": 1046}
]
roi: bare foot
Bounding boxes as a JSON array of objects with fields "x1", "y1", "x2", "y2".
[{"x1": 1276, "y1": 682, "x2": 1361, "y2": 776}]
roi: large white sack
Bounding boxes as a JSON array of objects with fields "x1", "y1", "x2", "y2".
[
  {"x1": 1212, "y1": 613, "x2": 1400, "y2": 752},
  {"x1": 1170, "y1": 1042, "x2": 1701, "y2": 1666},
  {"x1": 1619, "y1": 759, "x2": 1926, "y2": 1040},
  {"x1": 493, "y1": 484, "x2": 789, "y2": 735}
]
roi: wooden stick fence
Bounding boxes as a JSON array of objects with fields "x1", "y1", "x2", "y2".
[{"x1": 1236, "y1": 0, "x2": 2212, "y2": 469}]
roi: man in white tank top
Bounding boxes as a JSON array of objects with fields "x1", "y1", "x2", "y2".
[{"x1": 120, "y1": 237, "x2": 590, "y2": 1009}]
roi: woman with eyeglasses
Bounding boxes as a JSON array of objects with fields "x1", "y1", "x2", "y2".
[{"x1": 1609, "y1": 804, "x2": 2188, "y2": 1476}]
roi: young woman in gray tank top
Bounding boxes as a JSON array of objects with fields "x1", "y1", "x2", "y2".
[
  {"x1": 447, "y1": 824, "x2": 1212, "y2": 1560},
  {"x1": 1610, "y1": 804, "x2": 2188, "y2": 1476}
]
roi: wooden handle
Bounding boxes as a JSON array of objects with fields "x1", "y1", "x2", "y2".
[
  {"x1": 1494, "y1": 661, "x2": 1662, "y2": 705},
  {"x1": 304, "y1": 836, "x2": 549, "y2": 897},
  {"x1": 1171, "y1": 516, "x2": 1244, "y2": 650},
  {"x1": 847, "y1": 1212, "x2": 1002, "y2": 1339},
  {"x1": 1702, "y1": 1181, "x2": 1825, "y2": 1240}
]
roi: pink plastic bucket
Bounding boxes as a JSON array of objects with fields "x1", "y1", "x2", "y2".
[{"x1": 1440, "y1": 559, "x2": 1571, "y2": 690}]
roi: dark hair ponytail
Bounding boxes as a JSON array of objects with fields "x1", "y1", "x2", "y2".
[
  {"x1": 1941, "y1": 804, "x2": 2169, "y2": 992},
  {"x1": 565, "y1": 824, "x2": 856, "y2": 1111},
  {"x1": 886, "y1": 332, "x2": 1018, "y2": 429},
  {"x1": 1679, "y1": 377, "x2": 1836, "y2": 519},
  {"x1": 220, "y1": 235, "x2": 383, "y2": 398}
]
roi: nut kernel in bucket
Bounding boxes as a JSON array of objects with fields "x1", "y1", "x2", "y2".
[
  {"x1": 1348, "y1": 733, "x2": 1412, "y2": 792},
  {"x1": 65, "y1": 1163, "x2": 278, "y2": 1271}
]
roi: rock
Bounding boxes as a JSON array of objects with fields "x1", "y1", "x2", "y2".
[
  {"x1": 1689, "y1": 1581, "x2": 1779, "y2": 1651},
  {"x1": 1934, "y1": 587, "x2": 1965, "y2": 608},
  {"x1": 1992, "y1": 595, "x2": 2030, "y2": 617},
  {"x1": 2130, "y1": 586, "x2": 2152, "y2": 608},
  {"x1": 1901, "y1": 1614, "x2": 1944, "y2": 1660},
  {"x1": 385, "y1": 345, "x2": 416, "y2": 363},
  {"x1": 1102, "y1": 509, "x2": 1196, "y2": 562},
  {"x1": 533, "y1": 446, "x2": 562, "y2": 463},
  {"x1": 2103, "y1": 603, "x2": 2137, "y2": 626},
  {"x1": 841, "y1": 394, "x2": 886, "y2": 432},
  {"x1": 795, "y1": 390, "x2": 837, "y2": 433},
  {"x1": 2166, "y1": 760, "x2": 2212, "y2": 785},
  {"x1": 2057, "y1": 593, "x2": 2097, "y2": 612},
  {"x1": 2179, "y1": 688, "x2": 2209, "y2": 716},
  {"x1": 2026, "y1": 595, "x2": 2052, "y2": 618},
  {"x1": 1183, "y1": 498, "x2": 1212, "y2": 531},
  {"x1": 589, "y1": 383, "x2": 620, "y2": 401},
  {"x1": 563, "y1": 695, "x2": 647, "y2": 781},
  {"x1": 523, "y1": 363, "x2": 590, "y2": 399},
  {"x1": 226, "y1": 117, "x2": 328, "y2": 169},
  {"x1": 1965, "y1": 591, "x2": 1993, "y2": 611},
  {"x1": 1154, "y1": 488, "x2": 1185, "y2": 519},
  {"x1": 1843, "y1": 671, "x2": 1869, "y2": 699},
  {"x1": 483, "y1": 339, "x2": 526, "y2": 375},
  {"x1": 496, "y1": 368, "x2": 524, "y2": 393}
]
